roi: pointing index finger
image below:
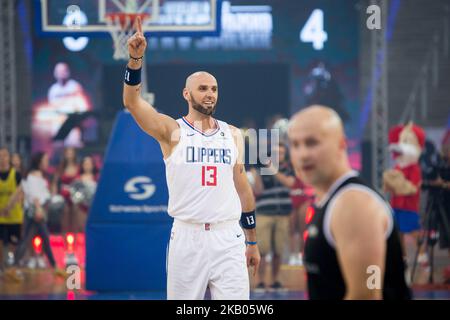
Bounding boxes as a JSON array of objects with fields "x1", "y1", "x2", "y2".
[{"x1": 135, "y1": 16, "x2": 143, "y2": 34}]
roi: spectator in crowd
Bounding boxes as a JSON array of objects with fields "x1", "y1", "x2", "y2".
[
  {"x1": 11, "y1": 153, "x2": 26, "y2": 222},
  {"x1": 251, "y1": 143, "x2": 295, "y2": 292},
  {"x1": 73, "y1": 156, "x2": 98, "y2": 233},
  {"x1": 52, "y1": 147, "x2": 80, "y2": 266},
  {"x1": 430, "y1": 131, "x2": 450, "y2": 283},
  {"x1": 11, "y1": 153, "x2": 26, "y2": 177},
  {"x1": 15, "y1": 152, "x2": 65, "y2": 278},
  {"x1": 0, "y1": 147, "x2": 24, "y2": 281}
]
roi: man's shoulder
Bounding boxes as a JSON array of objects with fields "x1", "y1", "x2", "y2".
[
  {"x1": 330, "y1": 192, "x2": 390, "y2": 257},
  {"x1": 224, "y1": 123, "x2": 241, "y2": 136},
  {"x1": 67, "y1": 79, "x2": 80, "y2": 85},
  {"x1": 48, "y1": 82, "x2": 60, "y2": 93},
  {"x1": 66, "y1": 79, "x2": 82, "y2": 90},
  {"x1": 226, "y1": 122, "x2": 236, "y2": 129},
  {"x1": 331, "y1": 186, "x2": 389, "y2": 225}
]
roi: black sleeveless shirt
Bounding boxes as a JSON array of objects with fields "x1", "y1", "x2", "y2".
[{"x1": 303, "y1": 173, "x2": 411, "y2": 300}]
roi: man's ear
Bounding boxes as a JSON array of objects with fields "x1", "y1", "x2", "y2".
[
  {"x1": 182, "y1": 88, "x2": 190, "y2": 101},
  {"x1": 339, "y1": 136, "x2": 347, "y2": 150}
]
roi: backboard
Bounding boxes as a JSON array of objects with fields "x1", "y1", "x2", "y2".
[{"x1": 37, "y1": 0, "x2": 221, "y2": 36}]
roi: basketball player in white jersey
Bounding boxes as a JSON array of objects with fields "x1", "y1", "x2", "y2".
[{"x1": 123, "y1": 18, "x2": 260, "y2": 300}]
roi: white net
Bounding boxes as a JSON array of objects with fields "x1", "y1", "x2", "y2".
[
  {"x1": 105, "y1": 1, "x2": 155, "y2": 105},
  {"x1": 124, "y1": 0, "x2": 139, "y2": 12},
  {"x1": 105, "y1": 14, "x2": 137, "y2": 60},
  {"x1": 105, "y1": 0, "x2": 159, "y2": 60}
]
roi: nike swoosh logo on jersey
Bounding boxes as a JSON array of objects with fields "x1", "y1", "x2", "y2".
[
  {"x1": 236, "y1": 234, "x2": 242, "y2": 238},
  {"x1": 187, "y1": 133, "x2": 195, "y2": 136}
]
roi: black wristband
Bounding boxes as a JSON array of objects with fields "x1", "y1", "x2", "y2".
[
  {"x1": 129, "y1": 55, "x2": 144, "y2": 62},
  {"x1": 240, "y1": 210, "x2": 256, "y2": 229},
  {"x1": 124, "y1": 66, "x2": 141, "y2": 86}
]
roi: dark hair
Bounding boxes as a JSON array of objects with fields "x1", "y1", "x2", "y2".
[
  {"x1": 57, "y1": 147, "x2": 78, "y2": 176},
  {"x1": 11, "y1": 153, "x2": 25, "y2": 175},
  {"x1": 272, "y1": 142, "x2": 289, "y2": 162},
  {"x1": 0, "y1": 147, "x2": 11, "y2": 169},
  {"x1": 29, "y1": 152, "x2": 46, "y2": 173},
  {"x1": 80, "y1": 156, "x2": 99, "y2": 176}
]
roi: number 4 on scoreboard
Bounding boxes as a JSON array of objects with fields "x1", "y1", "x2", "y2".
[{"x1": 300, "y1": 9, "x2": 328, "y2": 50}]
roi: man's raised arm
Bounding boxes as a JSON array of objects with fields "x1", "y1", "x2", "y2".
[{"x1": 123, "y1": 17, "x2": 178, "y2": 143}]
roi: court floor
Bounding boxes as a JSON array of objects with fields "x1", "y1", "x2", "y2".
[{"x1": 1, "y1": 234, "x2": 449, "y2": 300}]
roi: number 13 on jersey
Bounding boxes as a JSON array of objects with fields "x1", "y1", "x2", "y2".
[{"x1": 201, "y1": 166, "x2": 217, "y2": 186}]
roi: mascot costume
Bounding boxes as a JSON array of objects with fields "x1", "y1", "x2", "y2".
[{"x1": 383, "y1": 122, "x2": 426, "y2": 264}]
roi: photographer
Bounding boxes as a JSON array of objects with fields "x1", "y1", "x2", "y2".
[
  {"x1": 433, "y1": 134, "x2": 450, "y2": 252},
  {"x1": 439, "y1": 133, "x2": 450, "y2": 283},
  {"x1": 420, "y1": 133, "x2": 450, "y2": 283}
]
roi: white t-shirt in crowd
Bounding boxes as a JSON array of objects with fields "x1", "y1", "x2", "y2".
[{"x1": 22, "y1": 174, "x2": 51, "y2": 208}]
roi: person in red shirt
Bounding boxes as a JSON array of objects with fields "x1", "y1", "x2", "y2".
[
  {"x1": 52, "y1": 147, "x2": 80, "y2": 267},
  {"x1": 73, "y1": 156, "x2": 99, "y2": 232},
  {"x1": 288, "y1": 177, "x2": 314, "y2": 265}
]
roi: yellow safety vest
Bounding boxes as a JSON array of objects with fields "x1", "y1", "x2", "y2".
[{"x1": 0, "y1": 168, "x2": 24, "y2": 224}]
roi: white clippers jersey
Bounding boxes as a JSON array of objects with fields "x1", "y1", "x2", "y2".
[{"x1": 164, "y1": 117, "x2": 242, "y2": 223}]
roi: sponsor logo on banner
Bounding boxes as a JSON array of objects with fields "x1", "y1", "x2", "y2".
[
  {"x1": 108, "y1": 176, "x2": 167, "y2": 214},
  {"x1": 124, "y1": 176, "x2": 156, "y2": 200}
]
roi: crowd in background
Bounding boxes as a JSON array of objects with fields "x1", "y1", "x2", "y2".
[
  {"x1": 0, "y1": 146, "x2": 100, "y2": 282},
  {"x1": 242, "y1": 116, "x2": 450, "y2": 291},
  {"x1": 1, "y1": 116, "x2": 449, "y2": 288}
]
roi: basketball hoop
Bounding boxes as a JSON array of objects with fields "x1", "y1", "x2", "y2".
[{"x1": 105, "y1": 13, "x2": 150, "y2": 60}]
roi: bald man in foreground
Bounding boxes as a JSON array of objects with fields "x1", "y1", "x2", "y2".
[
  {"x1": 123, "y1": 18, "x2": 260, "y2": 300},
  {"x1": 288, "y1": 105, "x2": 411, "y2": 300}
]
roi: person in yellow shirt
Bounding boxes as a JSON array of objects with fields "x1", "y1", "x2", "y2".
[{"x1": 0, "y1": 147, "x2": 24, "y2": 275}]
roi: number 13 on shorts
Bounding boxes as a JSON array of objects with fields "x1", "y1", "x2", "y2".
[{"x1": 201, "y1": 166, "x2": 217, "y2": 186}]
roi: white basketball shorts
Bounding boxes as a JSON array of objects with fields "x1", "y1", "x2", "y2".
[{"x1": 167, "y1": 219, "x2": 250, "y2": 300}]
